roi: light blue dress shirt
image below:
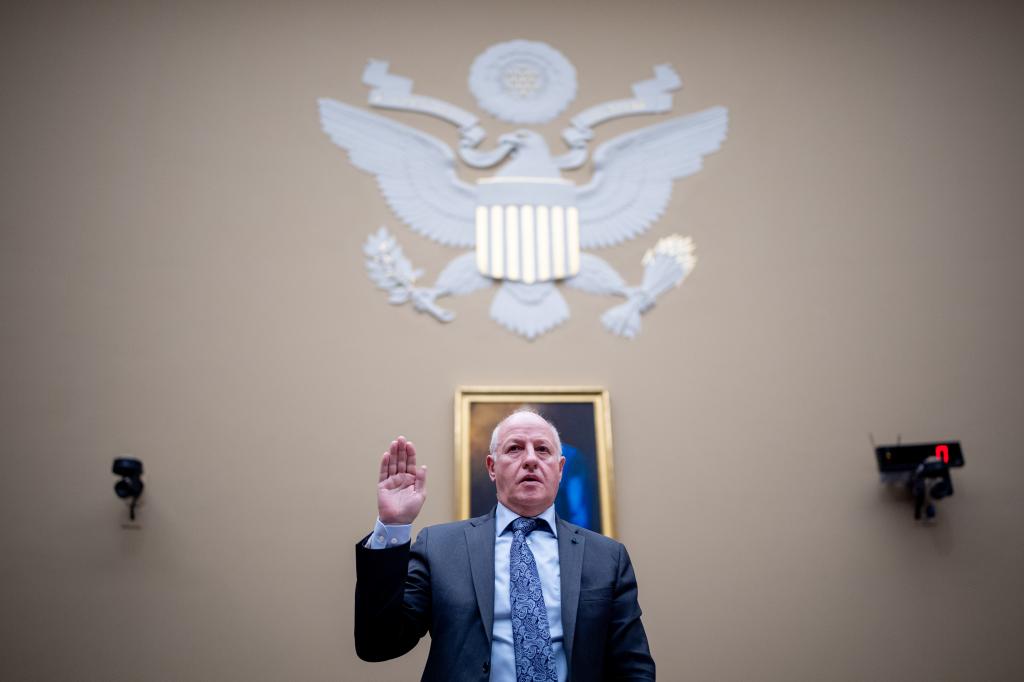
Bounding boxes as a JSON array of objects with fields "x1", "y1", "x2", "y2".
[
  {"x1": 492, "y1": 502, "x2": 566, "y2": 682},
  {"x1": 366, "y1": 502, "x2": 567, "y2": 682},
  {"x1": 366, "y1": 518, "x2": 411, "y2": 548}
]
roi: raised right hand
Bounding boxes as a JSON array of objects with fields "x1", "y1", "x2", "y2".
[{"x1": 377, "y1": 436, "x2": 428, "y2": 525}]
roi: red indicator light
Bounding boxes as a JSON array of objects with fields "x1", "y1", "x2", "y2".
[{"x1": 936, "y1": 444, "x2": 949, "y2": 464}]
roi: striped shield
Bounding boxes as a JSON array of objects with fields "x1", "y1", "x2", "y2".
[{"x1": 474, "y1": 177, "x2": 580, "y2": 284}]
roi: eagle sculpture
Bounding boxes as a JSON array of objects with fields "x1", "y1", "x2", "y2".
[{"x1": 318, "y1": 42, "x2": 727, "y2": 339}]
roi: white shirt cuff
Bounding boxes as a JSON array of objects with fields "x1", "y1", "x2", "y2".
[{"x1": 365, "y1": 517, "x2": 412, "y2": 549}]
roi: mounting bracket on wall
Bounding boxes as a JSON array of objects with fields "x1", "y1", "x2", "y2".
[{"x1": 874, "y1": 441, "x2": 964, "y2": 521}]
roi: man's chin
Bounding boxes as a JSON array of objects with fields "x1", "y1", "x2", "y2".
[{"x1": 506, "y1": 491, "x2": 553, "y2": 515}]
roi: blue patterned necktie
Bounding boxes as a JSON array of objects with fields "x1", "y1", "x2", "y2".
[{"x1": 509, "y1": 517, "x2": 558, "y2": 682}]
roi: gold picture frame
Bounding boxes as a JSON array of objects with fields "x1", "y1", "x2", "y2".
[{"x1": 454, "y1": 386, "x2": 616, "y2": 537}]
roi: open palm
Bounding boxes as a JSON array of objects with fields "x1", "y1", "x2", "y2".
[{"x1": 377, "y1": 436, "x2": 427, "y2": 524}]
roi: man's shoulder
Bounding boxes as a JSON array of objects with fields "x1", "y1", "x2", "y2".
[
  {"x1": 417, "y1": 511, "x2": 493, "y2": 540},
  {"x1": 558, "y1": 519, "x2": 626, "y2": 551}
]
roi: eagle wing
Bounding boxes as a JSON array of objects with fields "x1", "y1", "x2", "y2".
[
  {"x1": 575, "y1": 106, "x2": 728, "y2": 249},
  {"x1": 318, "y1": 98, "x2": 477, "y2": 247}
]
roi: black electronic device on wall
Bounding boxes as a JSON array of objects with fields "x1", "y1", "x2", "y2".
[
  {"x1": 112, "y1": 457, "x2": 144, "y2": 521},
  {"x1": 875, "y1": 442, "x2": 964, "y2": 521}
]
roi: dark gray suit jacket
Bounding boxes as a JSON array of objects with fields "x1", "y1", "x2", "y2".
[{"x1": 354, "y1": 508, "x2": 655, "y2": 681}]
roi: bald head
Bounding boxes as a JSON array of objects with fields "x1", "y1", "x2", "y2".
[{"x1": 489, "y1": 409, "x2": 561, "y2": 457}]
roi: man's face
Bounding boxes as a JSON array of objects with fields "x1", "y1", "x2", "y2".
[{"x1": 486, "y1": 412, "x2": 565, "y2": 517}]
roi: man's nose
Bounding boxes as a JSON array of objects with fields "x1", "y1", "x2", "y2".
[{"x1": 522, "y1": 445, "x2": 539, "y2": 467}]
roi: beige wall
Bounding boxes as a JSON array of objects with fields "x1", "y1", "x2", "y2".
[{"x1": 2, "y1": 1, "x2": 1023, "y2": 680}]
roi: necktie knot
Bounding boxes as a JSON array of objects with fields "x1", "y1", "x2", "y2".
[{"x1": 512, "y1": 516, "x2": 539, "y2": 536}]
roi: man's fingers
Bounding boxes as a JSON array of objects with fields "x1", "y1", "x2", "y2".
[
  {"x1": 405, "y1": 441, "x2": 417, "y2": 472},
  {"x1": 414, "y1": 465, "x2": 428, "y2": 495},
  {"x1": 396, "y1": 436, "x2": 408, "y2": 474},
  {"x1": 380, "y1": 436, "x2": 415, "y2": 481},
  {"x1": 388, "y1": 440, "x2": 398, "y2": 476}
]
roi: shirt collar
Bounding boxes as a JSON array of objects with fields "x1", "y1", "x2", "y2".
[{"x1": 496, "y1": 501, "x2": 558, "y2": 538}]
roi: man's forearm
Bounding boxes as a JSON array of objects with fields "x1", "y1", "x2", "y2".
[
  {"x1": 608, "y1": 544, "x2": 656, "y2": 679},
  {"x1": 353, "y1": 528, "x2": 431, "y2": 662}
]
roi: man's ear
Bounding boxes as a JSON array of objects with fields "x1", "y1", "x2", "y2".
[
  {"x1": 558, "y1": 456, "x2": 565, "y2": 479},
  {"x1": 486, "y1": 454, "x2": 497, "y2": 482}
]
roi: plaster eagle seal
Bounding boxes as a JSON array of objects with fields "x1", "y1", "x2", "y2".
[{"x1": 319, "y1": 40, "x2": 728, "y2": 339}]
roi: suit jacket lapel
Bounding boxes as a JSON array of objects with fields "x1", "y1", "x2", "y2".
[
  {"x1": 557, "y1": 517, "x2": 584, "y2": 670},
  {"x1": 465, "y1": 509, "x2": 496, "y2": 645}
]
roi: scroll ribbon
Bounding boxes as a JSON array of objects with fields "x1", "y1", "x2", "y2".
[
  {"x1": 363, "y1": 60, "x2": 513, "y2": 167},
  {"x1": 559, "y1": 64, "x2": 682, "y2": 151}
]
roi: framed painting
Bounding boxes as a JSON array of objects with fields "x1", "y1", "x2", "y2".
[{"x1": 454, "y1": 386, "x2": 616, "y2": 537}]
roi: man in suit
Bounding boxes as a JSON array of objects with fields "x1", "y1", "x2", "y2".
[{"x1": 355, "y1": 410, "x2": 655, "y2": 681}]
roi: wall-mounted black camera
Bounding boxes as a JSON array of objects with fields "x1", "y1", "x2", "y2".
[
  {"x1": 112, "y1": 457, "x2": 144, "y2": 521},
  {"x1": 875, "y1": 442, "x2": 964, "y2": 520}
]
